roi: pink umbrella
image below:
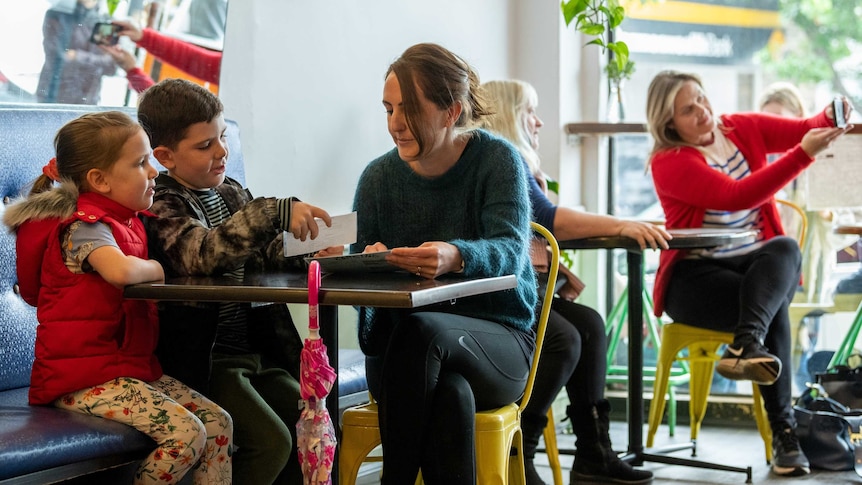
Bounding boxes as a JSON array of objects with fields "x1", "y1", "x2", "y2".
[{"x1": 297, "y1": 260, "x2": 337, "y2": 484}]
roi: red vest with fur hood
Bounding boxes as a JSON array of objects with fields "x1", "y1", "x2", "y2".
[{"x1": 12, "y1": 189, "x2": 162, "y2": 404}]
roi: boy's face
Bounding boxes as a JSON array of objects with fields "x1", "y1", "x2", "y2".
[{"x1": 154, "y1": 114, "x2": 228, "y2": 190}]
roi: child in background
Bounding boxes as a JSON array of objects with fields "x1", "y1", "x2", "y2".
[
  {"x1": 138, "y1": 78, "x2": 331, "y2": 485},
  {"x1": 3, "y1": 111, "x2": 232, "y2": 484}
]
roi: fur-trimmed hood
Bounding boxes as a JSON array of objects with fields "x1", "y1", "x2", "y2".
[{"x1": 3, "y1": 183, "x2": 78, "y2": 232}]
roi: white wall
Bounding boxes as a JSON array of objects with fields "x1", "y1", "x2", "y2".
[
  {"x1": 219, "y1": 0, "x2": 586, "y2": 216},
  {"x1": 217, "y1": 1, "x2": 607, "y2": 335}
]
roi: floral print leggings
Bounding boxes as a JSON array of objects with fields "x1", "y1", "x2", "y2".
[{"x1": 55, "y1": 375, "x2": 233, "y2": 484}]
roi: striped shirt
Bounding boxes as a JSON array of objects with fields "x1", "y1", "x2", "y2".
[
  {"x1": 194, "y1": 188, "x2": 251, "y2": 354},
  {"x1": 691, "y1": 128, "x2": 765, "y2": 258}
]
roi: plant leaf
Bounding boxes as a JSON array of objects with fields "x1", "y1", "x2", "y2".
[
  {"x1": 561, "y1": 0, "x2": 589, "y2": 26},
  {"x1": 580, "y1": 23, "x2": 606, "y2": 36}
]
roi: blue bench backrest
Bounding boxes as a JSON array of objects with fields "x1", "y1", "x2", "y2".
[{"x1": 0, "y1": 103, "x2": 246, "y2": 393}]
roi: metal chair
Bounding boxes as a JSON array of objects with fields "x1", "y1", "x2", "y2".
[
  {"x1": 646, "y1": 198, "x2": 808, "y2": 464},
  {"x1": 338, "y1": 222, "x2": 560, "y2": 484}
]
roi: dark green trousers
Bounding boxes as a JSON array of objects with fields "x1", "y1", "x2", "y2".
[{"x1": 209, "y1": 353, "x2": 303, "y2": 485}]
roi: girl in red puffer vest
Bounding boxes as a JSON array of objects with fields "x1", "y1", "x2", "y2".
[{"x1": 3, "y1": 111, "x2": 233, "y2": 485}]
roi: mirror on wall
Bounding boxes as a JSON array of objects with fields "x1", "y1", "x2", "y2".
[{"x1": 0, "y1": 0, "x2": 227, "y2": 106}]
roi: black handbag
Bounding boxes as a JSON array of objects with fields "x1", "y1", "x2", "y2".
[
  {"x1": 818, "y1": 366, "x2": 862, "y2": 408},
  {"x1": 793, "y1": 381, "x2": 862, "y2": 475}
]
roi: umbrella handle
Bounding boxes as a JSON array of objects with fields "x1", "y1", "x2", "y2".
[{"x1": 308, "y1": 260, "x2": 320, "y2": 331}]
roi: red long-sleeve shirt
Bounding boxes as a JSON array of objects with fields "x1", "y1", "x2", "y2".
[{"x1": 125, "y1": 28, "x2": 223, "y2": 93}]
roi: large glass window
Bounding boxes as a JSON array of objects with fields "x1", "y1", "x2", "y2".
[
  {"x1": 0, "y1": 0, "x2": 226, "y2": 106},
  {"x1": 602, "y1": 0, "x2": 862, "y2": 396}
]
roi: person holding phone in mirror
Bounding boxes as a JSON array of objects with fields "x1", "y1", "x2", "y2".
[
  {"x1": 110, "y1": 19, "x2": 222, "y2": 86},
  {"x1": 36, "y1": 0, "x2": 117, "y2": 104},
  {"x1": 646, "y1": 70, "x2": 852, "y2": 477}
]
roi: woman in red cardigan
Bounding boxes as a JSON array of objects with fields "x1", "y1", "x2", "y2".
[{"x1": 645, "y1": 70, "x2": 851, "y2": 477}]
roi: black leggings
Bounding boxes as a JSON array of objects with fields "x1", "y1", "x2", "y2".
[
  {"x1": 522, "y1": 299, "x2": 607, "y2": 426},
  {"x1": 664, "y1": 236, "x2": 801, "y2": 428},
  {"x1": 365, "y1": 311, "x2": 533, "y2": 485}
]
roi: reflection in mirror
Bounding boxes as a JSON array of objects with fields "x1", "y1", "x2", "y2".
[{"x1": 0, "y1": 0, "x2": 227, "y2": 107}]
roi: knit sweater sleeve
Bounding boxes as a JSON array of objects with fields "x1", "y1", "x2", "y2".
[
  {"x1": 526, "y1": 160, "x2": 557, "y2": 231},
  {"x1": 137, "y1": 28, "x2": 222, "y2": 84}
]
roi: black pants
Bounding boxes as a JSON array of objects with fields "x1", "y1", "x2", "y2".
[
  {"x1": 521, "y1": 299, "x2": 607, "y2": 435},
  {"x1": 664, "y1": 236, "x2": 801, "y2": 429},
  {"x1": 365, "y1": 311, "x2": 533, "y2": 485}
]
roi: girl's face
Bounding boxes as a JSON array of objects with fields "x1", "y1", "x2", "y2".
[
  {"x1": 524, "y1": 102, "x2": 543, "y2": 150},
  {"x1": 669, "y1": 80, "x2": 716, "y2": 146},
  {"x1": 382, "y1": 72, "x2": 452, "y2": 162},
  {"x1": 101, "y1": 129, "x2": 157, "y2": 211}
]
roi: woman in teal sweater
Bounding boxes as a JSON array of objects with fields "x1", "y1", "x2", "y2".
[{"x1": 350, "y1": 43, "x2": 536, "y2": 485}]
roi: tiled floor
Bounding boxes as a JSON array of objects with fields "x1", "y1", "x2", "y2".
[{"x1": 352, "y1": 419, "x2": 861, "y2": 484}]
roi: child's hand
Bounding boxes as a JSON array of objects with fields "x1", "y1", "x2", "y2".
[
  {"x1": 363, "y1": 242, "x2": 389, "y2": 253},
  {"x1": 289, "y1": 202, "x2": 332, "y2": 241},
  {"x1": 314, "y1": 245, "x2": 345, "y2": 258}
]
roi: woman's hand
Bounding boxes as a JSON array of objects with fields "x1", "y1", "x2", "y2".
[
  {"x1": 111, "y1": 19, "x2": 144, "y2": 42},
  {"x1": 801, "y1": 126, "x2": 852, "y2": 158},
  {"x1": 618, "y1": 220, "x2": 673, "y2": 250},
  {"x1": 387, "y1": 242, "x2": 462, "y2": 279},
  {"x1": 99, "y1": 45, "x2": 137, "y2": 71}
]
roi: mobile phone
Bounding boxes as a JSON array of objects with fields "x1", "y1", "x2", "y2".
[
  {"x1": 833, "y1": 96, "x2": 847, "y2": 128},
  {"x1": 89, "y1": 22, "x2": 120, "y2": 46}
]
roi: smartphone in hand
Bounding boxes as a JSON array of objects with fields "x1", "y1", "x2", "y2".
[
  {"x1": 90, "y1": 22, "x2": 120, "y2": 46},
  {"x1": 833, "y1": 96, "x2": 847, "y2": 128}
]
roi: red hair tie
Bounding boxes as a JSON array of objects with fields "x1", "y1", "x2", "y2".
[{"x1": 42, "y1": 157, "x2": 60, "y2": 182}]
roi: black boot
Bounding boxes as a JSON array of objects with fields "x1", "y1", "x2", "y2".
[
  {"x1": 521, "y1": 412, "x2": 550, "y2": 485},
  {"x1": 570, "y1": 400, "x2": 653, "y2": 484}
]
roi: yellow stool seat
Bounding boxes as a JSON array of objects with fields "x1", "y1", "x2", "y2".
[
  {"x1": 338, "y1": 401, "x2": 525, "y2": 485},
  {"x1": 646, "y1": 322, "x2": 773, "y2": 464}
]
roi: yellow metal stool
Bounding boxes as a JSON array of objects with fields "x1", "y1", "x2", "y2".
[
  {"x1": 646, "y1": 323, "x2": 773, "y2": 463},
  {"x1": 540, "y1": 408, "x2": 564, "y2": 485}
]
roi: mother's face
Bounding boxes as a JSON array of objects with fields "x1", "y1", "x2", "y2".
[
  {"x1": 382, "y1": 72, "x2": 453, "y2": 162},
  {"x1": 669, "y1": 80, "x2": 716, "y2": 146}
]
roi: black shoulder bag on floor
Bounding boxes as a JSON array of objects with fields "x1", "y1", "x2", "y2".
[{"x1": 793, "y1": 369, "x2": 862, "y2": 476}]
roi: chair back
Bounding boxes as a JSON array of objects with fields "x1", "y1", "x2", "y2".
[
  {"x1": 776, "y1": 198, "x2": 807, "y2": 247},
  {"x1": 521, "y1": 222, "x2": 559, "y2": 412}
]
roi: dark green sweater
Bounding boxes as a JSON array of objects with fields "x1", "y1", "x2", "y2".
[{"x1": 351, "y1": 130, "x2": 536, "y2": 355}]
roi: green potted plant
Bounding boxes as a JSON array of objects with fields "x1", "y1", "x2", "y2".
[{"x1": 561, "y1": 0, "x2": 634, "y2": 121}]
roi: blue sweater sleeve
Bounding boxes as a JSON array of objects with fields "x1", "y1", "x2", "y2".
[{"x1": 525, "y1": 161, "x2": 557, "y2": 231}]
